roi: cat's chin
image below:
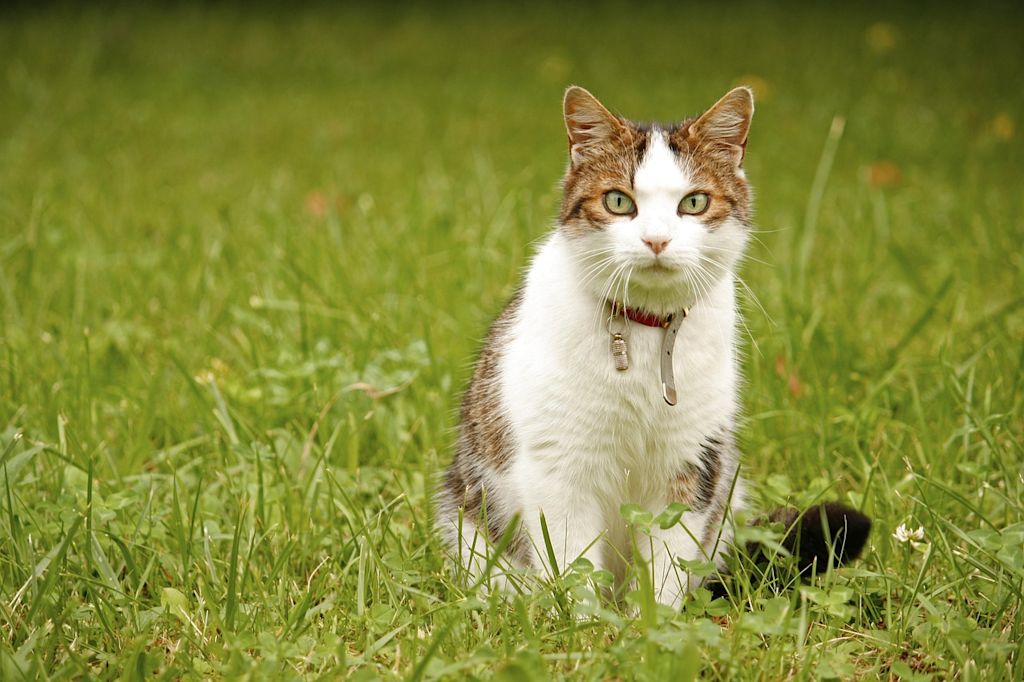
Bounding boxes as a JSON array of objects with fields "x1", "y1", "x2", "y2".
[
  {"x1": 640, "y1": 261, "x2": 678, "y2": 274},
  {"x1": 616, "y1": 280, "x2": 700, "y2": 317},
  {"x1": 628, "y1": 262, "x2": 688, "y2": 289},
  {"x1": 622, "y1": 264, "x2": 733, "y2": 314}
]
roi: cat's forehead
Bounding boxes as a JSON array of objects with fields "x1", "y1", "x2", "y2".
[{"x1": 632, "y1": 130, "x2": 690, "y2": 197}]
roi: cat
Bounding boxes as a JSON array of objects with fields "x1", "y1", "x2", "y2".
[{"x1": 436, "y1": 86, "x2": 870, "y2": 607}]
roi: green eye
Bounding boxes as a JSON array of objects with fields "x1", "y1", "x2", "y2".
[
  {"x1": 679, "y1": 192, "x2": 710, "y2": 215},
  {"x1": 603, "y1": 190, "x2": 636, "y2": 215}
]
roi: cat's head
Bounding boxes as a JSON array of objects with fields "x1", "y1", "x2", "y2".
[{"x1": 560, "y1": 86, "x2": 754, "y2": 315}]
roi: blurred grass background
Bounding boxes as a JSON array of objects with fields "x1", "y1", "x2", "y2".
[{"x1": 1, "y1": 2, "x2": 1022, "y2": 679}]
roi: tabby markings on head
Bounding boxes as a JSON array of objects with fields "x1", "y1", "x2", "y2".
[{"x1": 559, "y1": 87, "x2": 754, "y2": 238}]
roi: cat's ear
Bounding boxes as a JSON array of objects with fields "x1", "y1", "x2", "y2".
[
  {"x1": 563, "y1": 86, "x2": 625, "y2": 166},
  {"x1": 688, "y1": 87, "x2": 754, "y2": 166}
]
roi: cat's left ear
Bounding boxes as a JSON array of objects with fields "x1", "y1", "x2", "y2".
[{"x1": 688, "y1": 87, "x2": 754, "y2": 166}]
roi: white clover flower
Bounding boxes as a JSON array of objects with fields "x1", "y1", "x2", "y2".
[
  {"x1": 193, "y1": 370, "x2": 215, "y2": 386},
  {"x1": 893, "y1": 523, "x2": 925, "y2": 543}
]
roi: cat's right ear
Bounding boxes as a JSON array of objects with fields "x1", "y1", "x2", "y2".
[{"x1": 563, "y1": 86, "x2": 624, "y2": 167}]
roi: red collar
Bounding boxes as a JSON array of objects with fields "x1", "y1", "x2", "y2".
[{"x1": 610, "y1": 301, "x2": 673, "y2": 328}]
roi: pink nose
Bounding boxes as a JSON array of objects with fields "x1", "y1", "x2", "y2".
[{"x1": 643, "y1": 237, "x2": 671, "y2": 255}]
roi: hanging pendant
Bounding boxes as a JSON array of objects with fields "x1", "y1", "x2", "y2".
[
  {"x1": 660, "y1": 308, "x2": 688, "y2": 405},
  {"x1": 611, "y1": 332, "x2": 629, "y2": 371}
]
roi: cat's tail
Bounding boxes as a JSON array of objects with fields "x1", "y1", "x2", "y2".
[
  {"x1": 756, "y1": 502, "x2": 872, "y2": 573},
  {"x1": 710, "y1": 502, "x2": 872, "y2": 599}
]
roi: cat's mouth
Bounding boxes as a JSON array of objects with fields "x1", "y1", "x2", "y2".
[
  {"x1": 640, "y1": 259, "x2": 680, "y2": 274},
  {"x1": 629, "y1": 258, "x2": 694, "y2": 291}
]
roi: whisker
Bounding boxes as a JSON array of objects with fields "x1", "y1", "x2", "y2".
[
  {"x1": 569, "y1": 248, "x2": 619, "y2": 265},
  {"x1": 698, "y1": 254, "x2": 772, "y2": 325},
  {"x1": 622, "y1": 265, "x2": 634, "y2": 312},
  {"x1": 734, "y1": 273, "x2": 773, "y2": 326},
  {"x1": 594, "y1": 263, "x2": 628, "y2": 331},
  {"x1": 579, "y1": 258, "x2": 618, "y2": 290},
  {"x1": 700, "y1": 245, "x2": 772, "y2": 268}
]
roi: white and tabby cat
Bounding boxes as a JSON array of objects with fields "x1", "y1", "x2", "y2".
[{"x1": 437, "y1": 86, "x2": 868, "y2": 607}]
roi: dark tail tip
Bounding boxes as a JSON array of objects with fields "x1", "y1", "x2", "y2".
[
  {"x1": 706, "y1": 502, "x2": 872, "y2": 600},
  {"x1": 770, "y1": 502, "x2": 872, "y2": 574}
]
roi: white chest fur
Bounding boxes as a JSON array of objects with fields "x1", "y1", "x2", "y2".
[{"x1": 499, "y1": 234, "x2": 739, "y2": 557}]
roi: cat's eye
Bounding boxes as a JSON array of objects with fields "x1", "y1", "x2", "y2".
[
  {"x1": 679, "y1": 192, "x2": 710, "y2": 215},
  {"x1": 603, "y1": 190, "x2": 636, "y2": 216}
]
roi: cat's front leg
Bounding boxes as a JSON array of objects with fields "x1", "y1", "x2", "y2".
[
  {"x1": 516, "y1": 461, "x2": 608, "y2": 578},
  {"x1": 638, "y1": 516, "x2": 707, "y2": 609}
]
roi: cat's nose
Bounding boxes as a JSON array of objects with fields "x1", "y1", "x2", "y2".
[{"x1": 642, "y1": 236, "x2": 672, "y2": 255}]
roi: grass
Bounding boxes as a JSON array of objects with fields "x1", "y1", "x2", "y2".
[{"x1": 1, "y1": 2, "x2": 1022, "y2": 679}]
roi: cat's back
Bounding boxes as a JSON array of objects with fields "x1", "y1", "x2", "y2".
[
  {"x1": 455, "y1": 289, "x2": 524, "y2": 469},
  {"x1": 435, "y1": 287, "x2": 532, "y2": 561}
]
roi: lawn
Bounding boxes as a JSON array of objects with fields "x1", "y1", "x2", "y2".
[{"x1": 1, "y1": 2, "x2": 1022, "y2": 679}]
